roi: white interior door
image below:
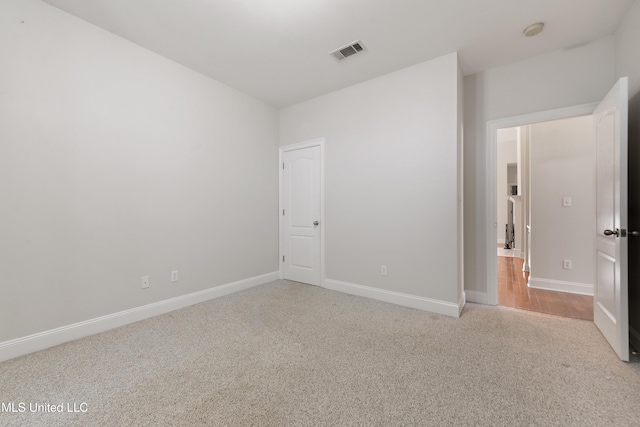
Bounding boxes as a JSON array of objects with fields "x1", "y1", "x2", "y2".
[
  {"x1": 594, "y1": 77, "x2": 629, "y2": 361},
  {"x1": 282, "y1": 146, "x2": 321, "y2": 286}
]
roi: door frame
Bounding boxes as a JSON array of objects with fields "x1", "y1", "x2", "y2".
[
  {"x1": 279, "y1": 138, "x2": 326, "y2": 286},
  {"x1": 486, "y1": 103, "x2": 598, "y2": 305}
]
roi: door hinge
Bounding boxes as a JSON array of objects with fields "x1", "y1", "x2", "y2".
[
  {"x1": 283, "y1": 209, "x2": 285, "y2": 215},
  {"x1": 282, "y1": 163, "x2": 285, "y2": 170},
  {"x1": 283, "y1": 255, "x2": 285, "y2": 262}
]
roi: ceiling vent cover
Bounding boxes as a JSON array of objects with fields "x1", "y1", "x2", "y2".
[{"x1": 330, "y1": 40, "x2": 366, "y2": 61}]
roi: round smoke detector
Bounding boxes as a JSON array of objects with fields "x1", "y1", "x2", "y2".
[{"x1": 524, "y1": 22, "x2": 544, "y2": 37}]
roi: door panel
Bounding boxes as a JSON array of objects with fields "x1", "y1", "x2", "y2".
[
  {"x1": 291, "y1": 236, "x2": 314, "y2": 268},
  {"x1": 594, "y1": 77, "x2": 629, "y2": 361},
  {"x1": 291, "y1": 157, "x2": 314, "y2": 227},
  {"x1": 596, "y1": 112, "x2": 614, "y2": 235},
  {"x1": 595, "y1": 249, "x2": 616, "y2": 321},
  {"x1": 283, "y1": 146, "x2": 321, "y2": 285}
]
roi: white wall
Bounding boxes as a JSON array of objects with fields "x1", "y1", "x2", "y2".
[
  {"x1": 464, "y1": 36, "x2": 616, "y2": 297},
  {"x1": 615, "y1": 0, "x2": 640, "y2": 97},
  {"x1": 529, "y1": 116, "x2": 595, "y2": 294},
  {"x1": 496, "y1": 129, "x2": 518, "y2": 244},
  {"x1": 280, "y1": 53, "x2": 463, "y2": 310},
  {"x1": 0, "y1": 0, "x2": 279, "y2": 343}
]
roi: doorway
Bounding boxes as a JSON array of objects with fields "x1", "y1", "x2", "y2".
[
  {"x1": 495, "y1": 119, "x2": 594, "y2": 320},
  {"x1": 486, "y1": 103, "x2": 599, "y2": 312},
  {"x1": 488, "y1": 79, "x2": 630, "y2": 361}
]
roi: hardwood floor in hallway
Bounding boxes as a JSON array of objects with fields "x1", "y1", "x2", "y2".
[{"x1": 498, "y1": 256, "x2": 593, "y2": 321}]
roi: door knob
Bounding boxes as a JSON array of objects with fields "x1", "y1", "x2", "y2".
[
  {"x1": 630, "y1": 231, "x2": 640, "y2": 237},
  {"x1": 604, "y1": 229, "x2": 620, "y2": 237},
  {"x1": 313, "y1": 221, "x2": 319, "y2": 226}
]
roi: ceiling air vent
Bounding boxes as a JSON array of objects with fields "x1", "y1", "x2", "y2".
[{"x1": 330, "y1": 40, "x2": 366, "y2": 62}]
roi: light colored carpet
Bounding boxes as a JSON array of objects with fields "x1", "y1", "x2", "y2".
[{"x1": 1, "y1": 280, "x2": 639, "y2": 426}]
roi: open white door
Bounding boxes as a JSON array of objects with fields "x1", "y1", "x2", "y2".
[{"x1": 594, "y1": 77, "x2": 629, "y2": 361}]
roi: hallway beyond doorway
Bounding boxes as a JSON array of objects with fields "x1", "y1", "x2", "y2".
[{"x1": 498, "y1": 256, "x2": 593, "y2": 321}]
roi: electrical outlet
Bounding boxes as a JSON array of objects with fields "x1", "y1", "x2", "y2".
[
  {"x1": 381, "y1": 265, "x2": 388, "y2": 276},
  {"x1": 141, "y1": 276, "x2": 150, "y2": 289},
  {"x1": 171, "y1": 270, "x2": 179, "y2": 283},
  {"x1": 563, "y1": 260, "x2": 572, "y2": 270}
]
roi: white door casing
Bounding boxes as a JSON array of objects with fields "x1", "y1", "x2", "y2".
[
  {"x1": 280, "y1": 140, "x2": 324, "y2": 286},
  {"x1": 594, "y1": 77, "x2": 629, "y2": 362}
]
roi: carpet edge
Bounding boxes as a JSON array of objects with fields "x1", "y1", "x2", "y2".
[{"x1": 0, "y1": 271, "x2": 279, "y2": 362}]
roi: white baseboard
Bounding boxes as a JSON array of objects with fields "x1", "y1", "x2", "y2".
[
  {"x1": 324, "y1": 279, "x2": 462, "y2": 318},
  {"x1": 458, "y1": 291, "x2": 466, "y2": 316},
  {"x1": 0, "y1": 271, "x2": 279, "y2": 363},
  {"x1": 465, "y1": 290, "x2": 489, "y2": 305},
  {"x1": 528, "y1": 276, "x2": 593, "y2": 296},
  {"x1": 497, "y1": 239, "x2": 505, "y2": 244}
]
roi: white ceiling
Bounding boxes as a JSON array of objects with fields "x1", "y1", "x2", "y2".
[{"x1": 41, "y1": 0, "x2": 633, "y2": 108}]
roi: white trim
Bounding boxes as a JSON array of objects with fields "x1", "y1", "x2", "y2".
[
  {"x1": 528, "y1": 277, "x2": 594, "y2": 296},
  {"x1": 324, "y1": 279, "x2": 463, "y2": 318},
  {"x1": 486, "y1": 103, "x2": 599, "y2": 306},
  {"x1": 0, "y1": 271, "x2": 279, "y2": 363},
  {"x1": 458, "y1": 291, "x2": 466, "y2": 316},
  {"x1": 465, "y1": 290, "x2": 489, "y2": 305},
  {"x1": 278, "y1": 138, "x2": 326, "y2": 287}
]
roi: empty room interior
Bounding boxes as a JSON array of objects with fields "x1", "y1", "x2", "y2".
[{"x1": 2, "y1": 0, "x2": 640, "y2": 425}]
